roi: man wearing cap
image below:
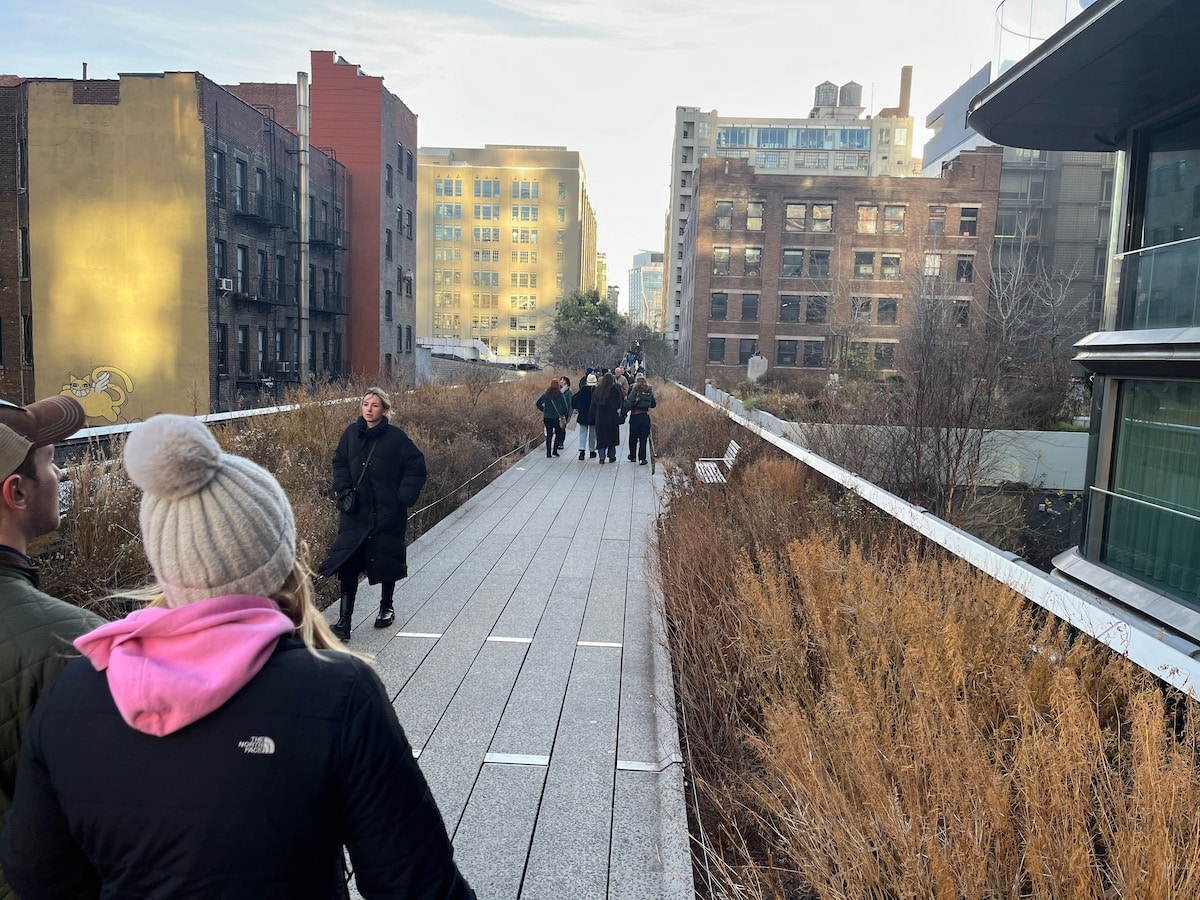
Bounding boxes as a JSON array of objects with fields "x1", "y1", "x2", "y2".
[{"x1": 0, "y1": 395, "x2": 101, "y2": 888}]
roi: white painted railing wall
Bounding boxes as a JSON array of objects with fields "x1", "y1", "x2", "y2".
[{"x1": 684, "y1": 383, "x2": 1200, "y2": 697}]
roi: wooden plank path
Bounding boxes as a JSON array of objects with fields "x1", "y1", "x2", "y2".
[{"x1": 327, "y1": 439, "x2": 694, "y2": 900}]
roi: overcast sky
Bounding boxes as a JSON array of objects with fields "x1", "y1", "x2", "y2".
[{"x1": 8, "y1": 0, "x2": 1086, "y2": 307}]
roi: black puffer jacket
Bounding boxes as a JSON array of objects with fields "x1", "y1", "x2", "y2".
[
  {"x1": 0, "y1": 638, "x2": 474, "y2": 899},
  {"x1": 319, "y1": 417, "x2": 427, "y2": 584}
]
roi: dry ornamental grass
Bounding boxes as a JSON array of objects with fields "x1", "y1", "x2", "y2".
[{"x1": 652, "y1": 403, "x2": 1200, "y2": 900}]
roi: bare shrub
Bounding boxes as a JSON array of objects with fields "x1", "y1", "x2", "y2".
[{"x1": 38, "y1": 380, "x2": 543, "y2": 614}]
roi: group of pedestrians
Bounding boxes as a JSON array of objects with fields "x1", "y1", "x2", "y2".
[
  {"x1": 0, "y1": 390, "x2": 474, "y2": 899},
  {"x1": 536, "y1": 365, "x2": 657, "y2": 466}
]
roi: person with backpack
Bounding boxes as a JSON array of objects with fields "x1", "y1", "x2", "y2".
[{"x1": 623, "y1": 375, "x2": 657, "y2": 465}]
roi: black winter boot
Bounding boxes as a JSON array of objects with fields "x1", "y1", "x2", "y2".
[
  {"x1": 332, "y1": 593, "x2": 355, "y2": 641},
  {"x1": 375, "y1": 585, "x2": 396, "y2": 629}
]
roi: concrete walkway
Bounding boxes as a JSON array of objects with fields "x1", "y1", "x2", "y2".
[{"x1": 328, "y1": 435, "x2": 694, "y2": 900}]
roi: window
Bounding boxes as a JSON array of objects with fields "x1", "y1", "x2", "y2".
[
  {"x1": 1101, "y1": 170, "x2": 1115, "y2": 203},
  {"x1": 708, "y1": 338, "x2": 726, "y2": 363},
  {"x1": 928, "y1": 205, "x2": 946, "y2": 235},
  {"x1": 999, "y1": 171, "x2": 1046, "y2": 201},
  {"x1": 851, "y1": 297, "x2": 872, "y2": 324},
  {"x1": 234, "y1": 159, "x2": 246, "y2": 212},
  {"x1": 256, "y1": 250, "x2": 268, "y2": 295},
  {"x1": 779, "y1": 295, "x2": 801, "y2": 323},
  {"x1": 954, "y1": 300, "x2": 970, "y2": 327},
  {"x1": 874, "y1": 343, "x2": 895, "y2": 367},
  {"x1": 1100, "y1": 379, "x2": 1200, "y2": 602},
  {"x1": 777, "y1": 340, "x2": 798, "y2": 366},
  {"x1": 805, "y1": 295, "x2": 827, "y2": 324},
  {"x1": 877, "y1": 298, "x2": 898, "y2": 325},
  {"x1": 883, "y1": 205, "x2": 906, "y2": 234},
  {"x1": 744, "y1": 247, "x2": 762, "y2": 277},
  {"x1": 212, "y1": 149, "x2": 225, "y2": 203},
  {"x1": 803, "y1": 341, "x2": 824, "y2": 368},
  {"x1": 216, "y1": 323, "x2": 228, "y2": 374},
  {"x1": 18, "y1": 228, "x2": 30, "y2": 279},
  {"x1": 923, "y1": 253, "x2": 942, "y2": 277},
  {"x1": 710, "y1": 293, "x2": 728, "y2": 320},
  {"x1": 715, "y1": 201, "x2": 733, "y2": 229},
  {"x1": 881, "y1": 254, "x2": 901, "y2": 280},
  {"x1": 996, "y1": 211, "x2": 1018, "y2": 237},
  {"x1": 785, "y1": 202, "x2": 806, "y2": 231},
  {"x1": 782, "y1": 249, "x2": 804, "y2": 277},
  {"x1": 385, "y1": 164, "x2": 394, "y2": 197},
  {"x1": 214, "y1": 240, "x2": 226, "y2": 277},
  {"x1": 406, "y1": 150, "x2": 414, "y2": 180},
  {"x1": 959, "y1": 207, "x2": 979, "y2": 236},
  {"x1": 741, "y1": 294, "x2": 759, "y2": 321},
  {"x1": 854, "y1": 251, "x2": 875, "y2": 279},
  {"x1": 812, "y1": 204, "x2": 833, "y2": 232},
  {"x1": 856, "y1": 205, "x2": 878, "y2": 234},
  {"x1": 406, "y1": 210, "x2": 414, "y2": 239},
  {"x1": 713, "y1": 247, "x2": 731, "y2": 275},
  {"x1": 747, "y1": 202, "x2": 764, "y2": 231},
  {"x1": 237, "y1": 325, "x2": 249, "y2": 373},
  {"x1": 385, "y1": 230, "x2": 393, "y2": 261},
  {"x1": 808, "y1": 250, "x2": 830, "y2": 278},
  {"x1": 738, "y1": 339, "x2": 758, "y2": 365},
  {"x1": 405, "y1": 326, "x2": 413, "y2": 353},
  {"x1": 385, "y1": 290, "x2": 393, "y2": 320},
  {"x1": 235, "y1": 246, "x2": 248, "y2": 292},
  {"x1": 956, "y1": 255, "x2": 975, "y2": 283}
]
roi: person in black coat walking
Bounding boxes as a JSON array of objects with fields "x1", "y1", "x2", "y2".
[
  {"x1": 534, "y1": 379, "x2": 570, "y2": 458},
  {"x1": 591, "y1": 372, "x2": 624, "y2": 464},
  {"x1": 572, "y1": 372, "x2": 597, "y2": 460},
  {"x1": 320, "y1": 388, "x2": 427, "y2": 640},
  {"x1": 0, "y1": 414, "x2": 473, "y2": 900}
]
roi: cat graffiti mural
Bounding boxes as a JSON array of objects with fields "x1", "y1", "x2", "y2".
[{"x1": 60, "y1": 366, "x2": 134, "y2": 423}]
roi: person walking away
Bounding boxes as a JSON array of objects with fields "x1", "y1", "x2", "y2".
[
  {"x1": 0, "y1": 395, "x2": 103, "y2": 900},
  {"x1": 535, "y1": 379, "x2": 570, "y2": 459},
  {"x1": 591, "y1": 372, "x2": 624, "y2": 464},
  {"x1": 574, "y1": 372, "x2": 598, "y2": 459},
  {"x1": 320, "y1": 388, "x2": 427, "y2": 641},
  {"x1": 0, "y1": 414, "x2": 474, "y2": 899},
  {"x1": 555, "y1": 376, "x2": 573, "y2": 455},
  {"x1": 623, "y1": 375, "x2": 657, "y2": 465}
]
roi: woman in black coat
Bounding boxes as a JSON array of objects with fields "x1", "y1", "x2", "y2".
[
  {"x1": 320, "y1": 388, "x2": 427, "y2": 641},
  {"x1": 591, "y1": 372, "x2": 624, "y2": 464}
]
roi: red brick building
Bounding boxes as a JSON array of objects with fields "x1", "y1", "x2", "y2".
[
  {"x1": 229, "y1": 51, "x2": 418, "y2": 383},
  {"x1": 681, "y1": 148, "x2": 1003, "y2": 386}
]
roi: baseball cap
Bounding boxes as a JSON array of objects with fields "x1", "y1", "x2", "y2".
[{"x1": 0, "y1": 396, "x2": 87, "y2": 479}]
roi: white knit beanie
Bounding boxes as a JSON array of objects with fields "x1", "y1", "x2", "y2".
[{"x1": 123, "y1": 415, "x2": 296, "y2": 607}]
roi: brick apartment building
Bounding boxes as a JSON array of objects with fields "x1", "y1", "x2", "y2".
[
  {"x1": 229, "y1": 51, "x2": 419, "y2": 384},
  {"x1": 681, "y1": 149, "x2": 1003, "y2": 386},
  {"x1": 0, "y1": 72, "x2": 347, "y2": 418}
]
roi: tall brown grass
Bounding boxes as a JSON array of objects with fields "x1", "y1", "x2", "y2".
[
  {"x1": 654, "y1": 439, "x2": 1200, "y2": 899},
  {"x1": 38, "y1": 378, "x2": 544, "y2": 613}
]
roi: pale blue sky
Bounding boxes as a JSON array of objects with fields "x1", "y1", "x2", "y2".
[{"x1": 6, "y1": 0, "x2": 1083, "y2": 303}]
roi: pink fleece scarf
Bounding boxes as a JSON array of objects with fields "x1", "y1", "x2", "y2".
[{"x1": 75, "y1": 595, "x2": 295, "y2": 737}]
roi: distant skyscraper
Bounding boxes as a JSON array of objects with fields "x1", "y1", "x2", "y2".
[
  {"x1": 416, "y1": 145, "x2": 598, "y2": 365},
  {"x1": 628, "y1": 251, "x2": 664, "y2": 330}
]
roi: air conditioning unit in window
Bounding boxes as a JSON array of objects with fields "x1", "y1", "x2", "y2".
[{"x1": 216, "y1": 277, "x2": 234, "y2": 292}]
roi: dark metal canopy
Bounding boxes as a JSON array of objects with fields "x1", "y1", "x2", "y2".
[{"x1": 967, "y1": 0, "x2": 1200, "y2": 152}]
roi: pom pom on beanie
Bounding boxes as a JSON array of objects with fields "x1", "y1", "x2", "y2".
[{"x1": 124, "y1": 415, "x2": 297, "y2": 607}]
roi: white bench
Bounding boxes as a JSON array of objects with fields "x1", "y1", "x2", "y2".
[{"x1": 695, "y1": 439, "x2": 740, "y2": 484}]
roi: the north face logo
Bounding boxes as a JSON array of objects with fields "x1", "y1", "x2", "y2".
[{"x1": 237, "y1": 736, "x2": 276, "y2": 755}]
